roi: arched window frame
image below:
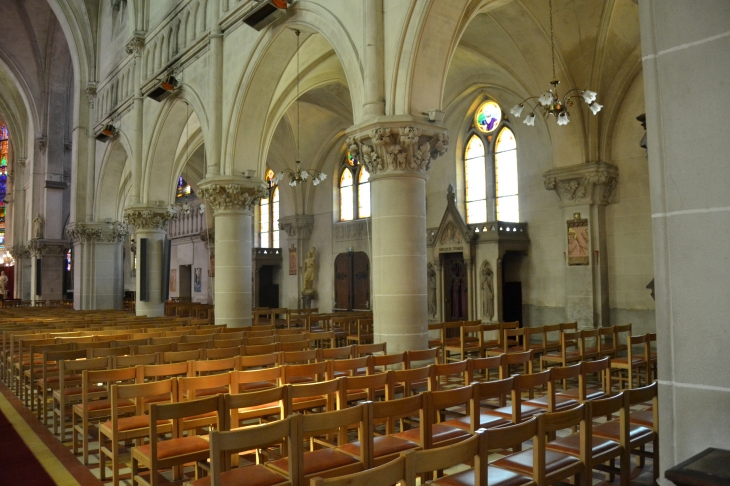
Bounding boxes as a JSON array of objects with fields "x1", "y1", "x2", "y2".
[
  {"x1": 258, "y1": 169, "x2": 280, "y2": 248},
  {"x1": 338, "y1": 154, "x2": 371, "y2": 222},
  {"x1": 463, "y1": 101, "x2": 519, "y2": 223}
]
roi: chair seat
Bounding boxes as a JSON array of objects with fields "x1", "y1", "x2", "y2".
[
  {"x1": 80, "y1": 398, "x2": 133, "y2": 411},
  {"x1": 492, "y1": 448, "x2": 581, "y2": 476},
  {"x1": 442, "y1": 412, "x2": 511, "y2": 431},
  {"x1": 546, "y1": 433, "x2": 621, "y2": 458},
  {"x1": 611, "y1": 356, "x2": 646, "y2": 365},
  {"x1": 135, "y1": 436, "x2": 210, "y2": 460},
  {"x1": 542, "y1": 350, "x2": 580, "y2": 360},
  {"x1": 491, "y1": 404, "x2": 546, "y2": 420},
  {"x1": 555, "y1": 387, "x2": 606, "y2": 401},
  {"x1": 333, "y1": 368, "x2": 368, "y2": 378},
  {"x1": 189, "y1": 464, "x2": 289, "y2": 486},
  {"x1": 40, "y1": 374, "x2": 82, "y2": 385},
  {"x1": 239, "y1": 381, "x2": 277, "y2": 393},
  {"x1": 187, "y1": 386, "x2": 229, "y2": 398},
  {"x1": 63, "y1": 385, "x2": 105, "y2": 396},
  {"x1": 287, "y1": 376, "x2": 316, "y2": 384},
  {"x1": 592, "y1": 421, "x2": 654, "y2": 443},
  {"x1": 431, "y1": 466, "x2": 534, "y2": 486},
  {"x1": 522, "y1": 395, "x2": 579, "y2": 411},
  {"x1": 394, "y1": 423, "x2": 471, "y2": 446},
  {"x1": 629, "y1": 410, "x2": 654, "y2": 427},
  {"x1": 102, "y1": 415, "x2": 171, "y2": 432},
  {"x1": 339, "y1": 435, "x2": 419, "y2": 458},
  {"x1": 270, "y1": 447, "x2": 359, "y2": 476}
]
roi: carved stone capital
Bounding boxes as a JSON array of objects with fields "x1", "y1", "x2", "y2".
[
  {"x1": 346, "y1": 120, "x2": 448, "y2": 177},
  {"x1": 125, "y1": 32, "x2": 146, "y2": 56},
  {"x1": 124, "y1": 206, "x2": 177, "y2": 230},
  {"x1": 85, "y1": 83, "x2": 97, "y2": 108},
  {"x1": 198, "y1": 177, "x2": 267, "y2": 214},
  {"x1": 27, "y1": 239, "x2": 46, "y2": 257},
  {"x1": 543, "y1": 162, "x2": 619, "y2": 207},
  {"x1": 107, "y1": 221, "x2": 131, "y2": 242},
  {"x1": 334, "y1": 219, "x2": 371, "y2": 241},
  {"x1": 8, "y1": 245, "x2": 30, "y2": 260},
  {"x1": 66, "y1": 224, "x2": 103, "y2": 243},
  {"x1": 279, "y1": 215, "x2": 314, "y2": 239},
  {"x1": 36, "y1": 136, "x2": 47, "y2": 155}
]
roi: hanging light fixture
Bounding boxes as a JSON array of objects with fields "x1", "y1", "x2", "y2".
[
  {"x1": 273, "y1": 30, "x2": 327, "y2": 187},
  {"x1": 509, "y1": 0, "x2": 602, "y2": 127}
]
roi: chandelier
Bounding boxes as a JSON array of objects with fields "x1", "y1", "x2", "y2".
[
  {"x1": 509, "y1": 0, "x2": 602, "y2": 126},
  {"x1": 273, "y1": 30, "x2": 327, "y2": 187}
]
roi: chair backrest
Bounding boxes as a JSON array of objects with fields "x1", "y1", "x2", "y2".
[
  {"x1": 467, "y1": 355, "x2": 502, "y2": 383},
  {"x1": 311, "y1": 454, "x2": 406, "y2": 486},
  {"x1": 627, "y1": 334, "x2": 649, "y2": 361},
  {"x1": 177, "y1": 372, "x2": 231, "y2": 401},
  {"x1": 113, "y1": 352, "x2": 158, "y2": 368},
  {"x1": 544, "y1": 324, "x2": 563, "y2": 351},
  {"x1": 503, "y1": 327, "x2": 525, "y2": 352},
  {"x1": 403, "y1": 429, "x2": 485, "y2": 485},
  {"x1": 279, "y1": 349, "x2": 318, "y2": 365},
  {"x1": 224, "y1": 385, "x2": 290, "y2": 429},
  {"x1": 281, "y1": 361, "x2": 327, "y2": 384},
  {"x1": 242, "y1": 343, "x2": 279, "y2": 356},
  {"x1": 546, "y1": 363, "x2": 582, "y2": 407},
  {"x1": 288, "y1": 378, "x2": 340, "y2": 412},
  {"x1": 162, "y1": 349, "x2": 203, "y2": 363},
  {"x1": 471, "y1": 377, "x2": 515, "y2": 427},
  {"x1": 337, "y1": 372, "x2": 390, "y2": 405},
  {"x1": 428, "y1": 385, "x2": 473, "y2": 445},
  {"x1": 230, "y1": 366, "x2": 281, "y2": 394},
  {"x1": 405, "y1": 348, "x2": 438, "y2": 368},
  {"x1": 208, "y1": 415, "x2": 298, "y2": 486},
  {"x1": 191, "y1": 357, "x2": 237, "y2": 375},
  {"x1": 371, "y1": 352, "x2": 406, "y2": 373},
  {"x1": 138, "y1": 361, "x2": 190, "y2": 382},
  {"x1": 580, "y1": 329, "x2": 600, "y2": 360},
  {"x1": 354, "y1": 342, "x2": 387, "y2": 357},
  {"x1": 113, "y1": 378, "x2": 177, "y2": 417},
  {"x1": 485, "y1": 416, "x2": 539, "y2": 457},
  {"x1": 561, "y1": 331, "x2": 581, "y2": 358},
  {"x1": 278, "y1": 340, "x2": 309, "y2": 352},
  {"x1": 277, "y1": 333, "x2": 307, "y2": 344},
  {"x1": 327, "y1": 356, "x2": 370, "y2": 379},
  {"x1": 175, "y1": 341, "x2": 212, "y2": 352},
  {"x1": 216, "y1": 331, "x2": 245, "y2": 341},
  {"x1": 151, "y1": 336, "x2": 183, "y2": 345},
  {"x1": 246, "y1": 335, "x2": 277, "y2": 346},
  {"x1": 318, "y1": 345, "x2": 354, "y2": 361},
  {"x1": 90, "y1": 345, "x2": 131, "y2": 358},
  {"x1": 150, "y1": 394, "x2": 222, "y2": 441},
  {"x1": 239, "y1": 352, "x2": 279, "y2": 369},
  {"x1": 614, "y1": 324, "x2": 633, "y2": 354},
  {"x1": 390, "y1": 366, "x2": 431, "y2": 398},
  {"x1": 500, "y1": 350, "x2": 533, "y2": 378},
  {"x1": 137, "y1": 343, "x2": 172, "y2": 354},
  {"x1": 429, "y1": 360, "x2": 469, "y2": 390},
  {"x1": 205, "y1": 346, "x2": 240, "y2": 360}
]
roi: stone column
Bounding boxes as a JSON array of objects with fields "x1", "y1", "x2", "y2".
[
  {"x1": 198, "y1": 177, "x2": 266, "y2": 328},
  {"x1": 126, "y1": 34, "x2": 145, "y2": 206},
  {"x1": 279, "y1": 214, "x2": 314, "y2": 308},
  {"x1": 67, "y1": 222, "x2": 128, "y2": 310},
  {"x1": 544, "y1": 162, "x2": 618, "y2": 328},
  {"x1": 124, "y1": 207, "x2": 176, "y2": 317},
  {"x1": 27, "y1": 240, "x2": 45, "y2": 305},
  {"x1": 346, "y1": 121, "x2": 449, "y2": 353},
  {"x1": 8, "y1": 245, "x2": 30, "y2": 300}
]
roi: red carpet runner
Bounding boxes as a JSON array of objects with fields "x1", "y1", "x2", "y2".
[{"x1": 0, "y1": 401, "x2": 57, "y2": 485}]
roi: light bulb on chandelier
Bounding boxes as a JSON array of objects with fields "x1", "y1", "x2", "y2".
[{"x1": 509, "y1": 0, "x2": 602, "y2": 127}]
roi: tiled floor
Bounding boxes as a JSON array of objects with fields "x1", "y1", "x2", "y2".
[{"x1": 16, "y1": 369, "x2": 657, "y2": 485}]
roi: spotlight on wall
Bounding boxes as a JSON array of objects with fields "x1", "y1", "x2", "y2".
[
  {"x1": 243, "y1": 0, "x2": 290, "y2": 31},
  {"x1": 423, "y1": 110, "x2": 446, "y2": 123},
  {"x1": 147, "y1": 75, "x2": 178, "y2": 102},
  {"x1": 95, "y1": 124, "x2": 117, "y2": 143}
]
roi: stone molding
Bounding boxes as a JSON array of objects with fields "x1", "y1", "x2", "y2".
[
  {"x1": 279, "y1": 215, "x2": 315, "y2": 239},
  {"x1": 67, "y1": 221, "x2": 130, "y2": 243},
  {"x1": 334, "y1": 219, "x2": 371, "y2": 241},
  {"x1": 124, "y1": 207, "x2": 177, "y2": 230},
  {"x1": 543, "y1": 161, "x2": 619, "y2": 207},
  {"x1": 28, "y1": 239, "x2": 46, "y2": 257},
  {"x1": 198, "y1": 177, "x2": 267, "y2": 214},
  {"x1": 85, "y1": 83, "x2": 97, "y2": 108},
  {"x1": 67, "y1": 224, "x2": 102, "y2": 243},
  {"x1": 8, "y1": 245, "x2": 30, "y2": 260},
  {"x1": 37, "y1": 136, "x2": 47, "y2": 155},
  {"x1": 346, "y1": 121, "x2": 449, "y2": 177}
]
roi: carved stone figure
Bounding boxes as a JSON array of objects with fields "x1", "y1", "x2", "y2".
[
  {"x1": 32, "y1": 214, "x2": 44, "y2": 239},
  {"x1": 481, "y1": 260, "x2": 494, "y2": 321},
  {"x1": 427, "y1": 264, "x2": 437, "y2": 317},
  {"x1": 0, "y1": 271, "x2": 8, "y2": 298},
  {"x1": 302, "y1": 247, "x2": 318, "y2": 294}
]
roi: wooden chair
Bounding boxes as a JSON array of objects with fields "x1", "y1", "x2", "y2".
[
  {"x1": 189, "y1": 415, "x2": 297, "y2": 486},
  {"x1": 543, "y1": 324, "x2": 563, "y2": 354},
  {"x1": 72, "y1": 366, "x2": 138, "y2": 464},
  {"x1": 337, "y1": 371, "x2": 390, "y2": 407},
  {"x1": 131, "y1": 395, "x2": 224, "y2": 485},
  {"x1": 465, "y1": 378, "x2": 514, "y2": 431},
  {"x1": 239, "y1": 352, "x2": 280, "y2": 371},
  {"x1": 467, "y1": 355, "x2": 503, "y2": 383},
  {"x1": 226, "y1": 384, "x2": 290, "y2": 429},
  {"x1": 427, "y1": 385, "x2": 475, "y2": 448},
  {"x1": 444, "y1": 324, "x2": 483, "y2": 362},
  {"x1": 247, "y1": 335, "x2": 277, "y2": 346},
  {"x1": 499, "y1": 350, "x2": 533, "y2": 378},
  {"x1": 580, "y1": 329, "x2": 600, "y2": 362},
  {"x1": 492, "y1": 405, "x2": 589, "y2": 486},
  {"x1": 598, "y1": 326, "x2": 616, "y2": 358},
  {"x1": 190, "y1": 357, "x2": 238, "y2": 376},
  {"x1": 279, "y1": 340, "x2": 310, "y2": 352},
  {"x1": 243, "y1": 343, "x2": 280, "y2": 356},
  {"x1": 112, "y1": 353, "x2": 158, "y2": 368},
  {"x1": 523, "y1": 363, "x2": 581, "y2": 412},
  {"x1": 311, "y1": 454, "x2": 407, "y2": 486},
  {"x1": 52, "y1": 356, "x2": 109, "y2": 441},
  {"x1": 318, "y1": 345, "x2": 354, "y2": 361},
  {"x1": 540, "y1": 331, "x2": 581, "y2": 371},
  {"x1": 427, "y1": 322, "x2": 445, "y2": 360},
  {"x1": 34, "y1": 348, "x2": 85, "y2": 424},
  {"x1": 557, "y1": 357, "x2": 610, "y2": 402},
  {"x1": 346, "y1": 318, "x2": 374, "y2": 346},
  {"x1": 268, "y1": 405, "x2": 371, "y2": 485},
  {"x1": 162, "y1": 348, "x2": 203, "y2": 363},
  {"x1": 354, "y1": 342, "x2": 386, "y2": 357},
  {"x1": 610, "y1": 334, "x2": 650, "y2": 390},
  {"x1": 205, "y1": 346, "x2": 241, "y2": 360},
  {"x1": 492, "y1": 370, "x2": 550, "y2": 426},
  {"x1": 24, "y1": 341, "x2": 75, "y2": 409},
  {"x1": 391, "y1": 366, "x2": 431, "y2": 399},
  {"x1": 428, "y1": 360, "x2": 469, "y2": 391},
  {"x1": 288, "y1": 378, "x2": 339, "y2": 413},
  {"x1": 279, "y1": 349, "x2": 318, "y2": 366},
  {"x1": 371, "y1": 352, "x2": 406, "y2": 374},
  {"x1": 178, "y1": 373, "x2": 232, "y2": 431},
  {"x1": 611, "y1": 324, "x2": 632, "y2": 357},
  {"x1": 327, "y1": 355, "x2": 370, "y2": 379},
  {"x1": 98, "y1": 379, "x2": 176, "y2": 484}
]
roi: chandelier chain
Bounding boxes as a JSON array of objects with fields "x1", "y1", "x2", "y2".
[
  {"x1": 549, "y1": 0, "x2": 556, "y2": 82},
  {"x1": 296, "y1": 29, "x2": 300, "y2": 163}
]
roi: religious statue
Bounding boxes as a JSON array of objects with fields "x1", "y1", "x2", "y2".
[
  {"x1": 32, "y1": 214, "x2": 44, "y2": 239},
  {"x1": 0, "y1": 271, "x2": 8, "y2": 299},
  {"x1": 427, "y1": 264, "x2": 437, "y2": 317},
  {"x1": 480, "y1": 260, "x2": 494, "y2": 321},
  {"x1": 302, "y1": 247, "x2": 317, "y2": 294}
]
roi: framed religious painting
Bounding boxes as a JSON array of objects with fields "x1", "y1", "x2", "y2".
[{"x1": 567, "y1": 217, "x2": 589, "y2": 266}]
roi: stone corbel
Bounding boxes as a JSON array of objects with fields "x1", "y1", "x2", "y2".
[
  {"x1": 125, "y1": 32, "x2": 145, "y2": 56},
  {"x1": 27, "y1": 239, "x2": 46, "y2": 257},
  {"x1": 124, "y1": 206, "x2": 177, "y2": 230},
  {"x1": 67, "y1": 221, "x2": 129, "y2": 243},
  {"x1": 85, "y1": 83, "x2": 97, "y2": 108},
  {"x1": 279, "y1": 215, "x2": 314, "y2": 239},
  {"x1": 200, "y1": 228, "x2": 215, "y2": 257},
  {"x1": 8, "y1": 245, "x2": 31, "y2": 260},
  {"x1": 197, "y1": 176, "x2": 267, "y2": 214},
  {"x1": 36, "y1": 136, "x2": 47, "y2": 155},
  {"x1": 346, "y1": 121, "x2": 449, "y2": 177},
  {"x1": 543, "y1": 161, "x2": 619, "y2": 207},
  {"x1": 66, "y1": 223, "x2": 103, "y2": 243}
]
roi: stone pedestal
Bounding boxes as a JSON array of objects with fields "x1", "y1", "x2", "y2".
[
  {"x1": 346, "y1": 119, "x2": 449, "y2": 353},
  {"x1": 544, "y1": 162, "x2": 618, "y2": 328},
  {"x1": 124, "y1": 207, "x2": 176, "y2": 317},
  {"x1": 199, "y1": 176, "x2": 266, "y2": 328}
]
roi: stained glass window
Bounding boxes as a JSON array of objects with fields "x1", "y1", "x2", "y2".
[
  {"x1": 340, "y1": 168, "x2": 354, "y2": 221},
  {"x1": 258, "y1": 169, "x2": 280, "y2": 248},
  {"x1": 176, "y1": 176, "x2": 191, "y2": 198},
  {"x1": 474, "y1": 101, "x2": 502, "y2": 133},
  {"x1": 66, "y1": 248, "x2": 72, "y2": 272},
  {"x1": 0, "y1": 124, "x2": 8, "y2": 250},
  {"x1": 495, "y1": 127, "x2": 519, "y2": 222},
  {"x1": 464, "y1": 101, "x2": 519, "y2": 223}
]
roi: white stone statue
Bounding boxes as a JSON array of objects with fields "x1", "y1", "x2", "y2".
[
  {"x1": 427, "y1": 264, "x2": 437, "y2": 317},
  {"x1": 32, "y1": 214, "x2": 44, "y2": 239},
  {"x1": 302, "y1": 247, "x2": 317, "y2": 294},
  {"x1": 0, "y1": 271, "x2": 8, "y2": 298},
  {"x1": 481, "y1": 260, "x2": 494, "y2": 321}
]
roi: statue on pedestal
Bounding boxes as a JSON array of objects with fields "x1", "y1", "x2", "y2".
[
  {"x1": 33, "y1": 214, "x2": 44, "y2": 239},
  {"x1": 481, "y1": 260, "x2": 494, "y2": 321},
  {"x1": 302, "y1": 247, "x2": 317, "y2": 294},
  {"x1": 0, "y1": 271, "x2": 8, "y2": 299}
]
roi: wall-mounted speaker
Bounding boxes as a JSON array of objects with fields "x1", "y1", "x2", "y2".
[
  {"x1": 147, "y1": 76, "x2": 178, "y2": 102},
  {"x1": 243, "y1": 0, "x2": 289, "y2": 31},
  {"x1": 95, "y1": 125, "x2": 116, "y2": 143}
]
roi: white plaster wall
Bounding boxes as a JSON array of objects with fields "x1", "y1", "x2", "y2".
[{"x1": 170, "y1": 236, "x2": 210, "y2": 303}]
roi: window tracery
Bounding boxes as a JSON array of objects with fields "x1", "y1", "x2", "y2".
[
  {"x1": 259, "y1": 169, "x2": 280, "y2": 248},
  {"x1": 339, "y1": 152, "x2": 370, "y2": 221}
]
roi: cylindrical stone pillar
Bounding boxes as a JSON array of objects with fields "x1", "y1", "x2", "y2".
[
  {"x1": 198, "y1": 177, "x2": 266, "y2": 329},
  {"x1": 212, "y1": 209, "x2": 252, "y2": 327},
  {"x1": 371, "y1": 172, "x2": 428, "y2": 353}
]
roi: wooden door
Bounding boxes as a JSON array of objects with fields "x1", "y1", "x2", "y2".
[
  {"x1": 442, "y1": 253, "x2": 468, "y2": 322},
  {"x1": 334, "y1": 252, "x2": 370, "y2": 311}
]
